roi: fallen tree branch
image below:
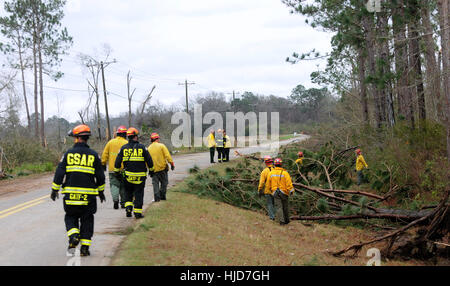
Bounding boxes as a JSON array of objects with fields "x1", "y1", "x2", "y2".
[
  {"x1": 294, "y1": 183, "x2": 380, "y2": 212},
  {"x1": 290, "y1": 213, "x2": 423, "y2": 221},
  {"x1": 332, "y1": 191, "x2": 449, "y2": 257}
]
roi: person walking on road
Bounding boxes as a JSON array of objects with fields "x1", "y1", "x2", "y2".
[
  {"x1": 101, "y1": 125, "x2": 128, "y2": 209},
  {"x1": 50, "y1": 124, "x2": 106, "y2": 256},
  {"x1": 147, "y1": 133, "x2": 174, "y2": 202},
  {"x1": 257, "y1": 156, "x2": 275, "y2": 220},
  {"x1": 114, "y1": 127, "x2": 154, "y2": 219},
  {"x1": 216, "y1": 129, "x2": 224, "y2": 163},
  {"x1": 355, "y1": 149, "x2": 369, "y2": 185},
  {"x1": 266, "y1": 158, "x2": 294, "y2": 225},
  {"x1": 207, "y1": 129, "x2": 216, "y2": 163},
  {"x1": 223, "y1": 130, "x2": 231, "y2": 162}
]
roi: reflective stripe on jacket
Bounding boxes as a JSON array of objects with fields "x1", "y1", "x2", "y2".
[
  {"x1": 114, "y1": 140, "x2": 154, "y2": 184},
  {"x1": 224, "y1": 135, "x2": 231, "y2": 148},
  {"x1": 267, "y1": 167, "x2": 294, "y2": 196},
  {"x1": 52, "y1": 142, "x2": 105, "y2": 196}
]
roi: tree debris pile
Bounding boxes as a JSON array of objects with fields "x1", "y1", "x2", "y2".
[{"x1": 179, "y1": 142, "x2": 449, "y2": 262}]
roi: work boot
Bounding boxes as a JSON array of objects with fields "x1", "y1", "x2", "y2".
[
  {"x1": 126, "y1": 206, "x2": 132, "y2": 217},
  {"x1": 135, "y1": 213, "x2": 144, "y2": 219},
  {"x1": 80, "y1": 245, "x2": 90, "y2": 256},
  {"x1": 120, "y1": 202, "x2": 125, "y2": 209},
  {"x1": 68, "y1": 233, "x2": 80, "y2": 248},
  {"x1": 113, "y1": 201, "x2": 119, "y2": 209}
]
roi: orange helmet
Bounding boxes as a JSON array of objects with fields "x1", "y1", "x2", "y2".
[
  {"x1": 274, "y1": 158, "x2": 283, "y2": 166},
  {"x1": 127, "y1": 127, "x2": 139, "y2": 137},
  {"x1": 117, "y1": 125, "x2": 127, "y2": 135},
  {"x1": 355, "y1": 149, "x2": 362, "y2": 155},
  {"x1": 298, "y1": 151, "x2": 304, "y2": 157},
  {"x1": 151, "y1": 133, "x2": 160, "y2": 140},
  {"x1": 69, "y1": 124, "x2": 91, "y2": 137}
]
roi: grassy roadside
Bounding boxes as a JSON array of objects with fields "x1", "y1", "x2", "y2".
[{"x1": 111, "y1": 163, "x2": 421, "y2": 266}]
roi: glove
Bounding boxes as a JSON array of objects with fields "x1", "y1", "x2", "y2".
[
  {"x1": 149, "y1": 170, "x2": 154, "y2": 177},
  {"x1": 171, "y1": 163, "x2": 175, "y2": 171},
  {"x1": 98, "y1": 191, "x2": 106, "y2": 203},
  {"x1": 114, "y1": 172, "x2": 121, "y2": 180},
  {"x1": 258, "y1": 190, "x2": 263, "y2": 197},
  {"x1": 102, "y1": 165, "x2": 107, "y2": 172},
  {"x1": 50, "y1": 190, "x2": 59, "y2": 201}
]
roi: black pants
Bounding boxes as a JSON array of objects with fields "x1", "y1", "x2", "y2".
[
  {"x1": 124, "y1": 179, "x2": 145, "y2": 215},
  {"x1": 209, "y1": 147, "x2": 216, "y2": 163},
  {"x1": 64, "y1": 196, "x2": 97, "y2": 246},
  {"x1": 152, "y1": 170, "x2": 168, "y2": 201},
  {"x1": 223, "y1": 148, "x2": 230, "y2": 162},
  {"x1": 217, "y1": 147, "x2": 224, "y2": 162}
]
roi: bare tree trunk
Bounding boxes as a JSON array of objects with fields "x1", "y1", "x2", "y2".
[
  {"x1": 421, "y1": 3, "x2": 443, "y2": 122},
  {"x1": 437, "y1": 0, "x2": 450, "y2": 163},
  {"x1": 409, "y1": 0, "x2": 426, "y2": 123},
  {"x1": 393, "y1": 0, "x2": 410, "y2": 123},
  {"x1": 32, "y1": 14, "x2": 39, "y2": 138},
  {"x1": 17, "y1": 29, "x2": 31, "y2": 131},
  {"x1": 358, "y1": 48, "x2": 369, "y2": 123},
  {"x1": 37, "y1": 17, "x2": 45, "y2": 147},
  {"x1": 363, "y1": 11, "x2": 383, "y2": 128}
]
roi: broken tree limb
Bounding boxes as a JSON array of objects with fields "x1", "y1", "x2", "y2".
[
  {"x1": 332, "y1": 191, "x2": 449, "y2": 257},
  {"x1": 294, "y1": 183, "x2": 381, "y2": 212},
  {"x1": 290, "y1": 213, "x2": 425, "y2": 221},
  {"x1": 234, "y1": 151, "x2": 262, "y2": 161}
]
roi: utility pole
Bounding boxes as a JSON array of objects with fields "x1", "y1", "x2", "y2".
[
  {"x1": 179, "y1": 79, "x2": 195, "y2": 149},
  {"x1": 100, "y1": 60, "x2": 116, "y2": 140},
  {"x1": 179, "y1": 79, "x2": 195, "y2": 114}
]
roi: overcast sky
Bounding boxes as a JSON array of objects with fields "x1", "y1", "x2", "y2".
[{"x1": 1, "y1": 0, "x2": 333, "y2": 122}]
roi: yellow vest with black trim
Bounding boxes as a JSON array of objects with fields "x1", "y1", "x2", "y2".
[{"x1": 224, "y1": 135, "x2": 231, "y2": 148}]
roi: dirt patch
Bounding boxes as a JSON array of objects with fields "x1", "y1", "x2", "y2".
[{"x1": 0, "y1": 173, "x2": 53, "y2": 198}]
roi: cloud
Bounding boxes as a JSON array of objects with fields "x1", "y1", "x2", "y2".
[{"x1": 1, "y1": 0, "x2": 332, "y2": 123}]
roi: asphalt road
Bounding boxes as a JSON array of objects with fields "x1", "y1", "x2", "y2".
[{"x1": 0, "y1": 136, "x2": 308, "y2": 266}]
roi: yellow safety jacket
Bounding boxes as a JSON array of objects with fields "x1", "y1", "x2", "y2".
[
  {"x1": 295, "y1": 158, "x2": 303, "y2": 166},
  {"x1": 356, "y1": 155, "x2": 368, "y2": 171},
  {"x1": 207, "y1": 134, "x2": 216, "y2": 148},
  {"x1": 147, "y1": 142, "x2": 174, "y2": 172},
  {"x1": 258, "y1": 165, "x2": 274, "y2": 195},
  {"x1": 101, "y1": 136, "x2": 128, "y2": 172},
  {"x1": 267, "y1": 167, "x2": 294, "y2": 196},
  {"x1": 224, "y1": 135, "x2": 231, "y2": 148}
]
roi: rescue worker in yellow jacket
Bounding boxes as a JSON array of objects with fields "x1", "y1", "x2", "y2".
[
  {"x1": 295, "y1": 151, "x2": 304, "y2": 166},
  {"x1": 50, "y1": 124, "x2": 106, "y2": 256},
  {"x1": 101, "y1": 125, "x2": 128, "y2": 209},
  {"x1": 207, "y1": 129, "x2": 216, "y2": 163},
  {"x1": 266, "y1": 158, "x2": 294, "y2": 225},
  {"x1": 223, "y1": 130, "x2": 231, "y2": 162},
  {"x1": 355, "y1": 149, "x2": 369, "y2": 185},
  {"x1": 148, "y1": 133, "x2": 174, "y2": 202},
  {"x1": 258, "y1": 156, "x2": 275, "y2": 220}
]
